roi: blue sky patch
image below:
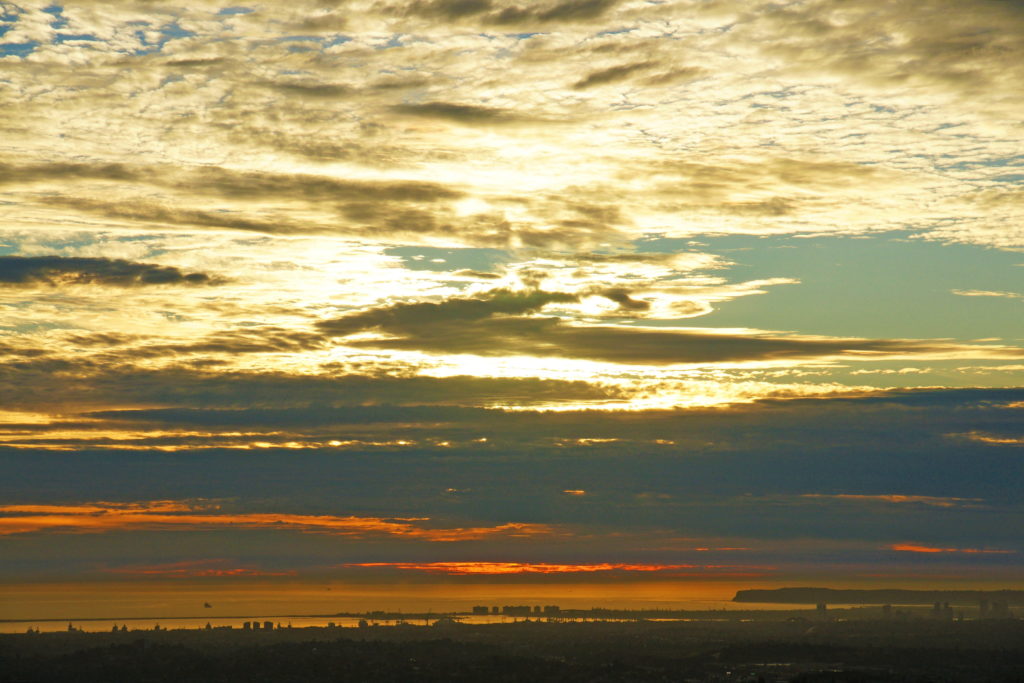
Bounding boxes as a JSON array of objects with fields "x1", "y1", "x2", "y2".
[
  {"x1": 132, "y1": 22, "x2": 197, "y2": 56},
  {"x1": 386, "y1": 246, "x2": 510, "y2": 273},
  {"x1": 641, "y1": 233, "x2": 1024, "y2": 341},
  {"x1": 0, "y1": 41, "x2": 39, "y2": 58},
  {"x1": 42, "y1": 4, "x2": 69, "y2": 29},
  {"x1": 54, "y1": 33, "x2": 100, "y2": 44}
]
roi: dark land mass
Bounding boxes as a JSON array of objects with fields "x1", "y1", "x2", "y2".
[
  {"x1": 734, "y1": 588, "x2": 1024, "y2": 606},
  {"x1": 3, "y1": 615, "x2": 1024, "y2": 682}
]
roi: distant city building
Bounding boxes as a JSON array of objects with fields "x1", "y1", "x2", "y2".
[
  {"x1": 243, "y1": 621, "x2": 252, "y2": 630},
  {"x1": 491, "y1": 606, "x2": 499, "y2": 614},
  {"x1": 263, "y1": 621, "x2": 274, "y2": 630},
  {"x1": 988, "y1": 601, "x2": 1011, "y2": 618},
  {"x1": 502, "y1": 605, "x2": 533, "y2": 616},
  {"x1": 931, "y1": 602, "x2": 954, "y2": 620},
  {"x1": 543, "y1": 605, "x2": 561, "y2": 615},
  {"x1": 472, "y1": 606, "x2": 489, "y2": 615}
]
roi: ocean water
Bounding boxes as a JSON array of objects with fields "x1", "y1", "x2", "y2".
[{"x1": 1, "y1": 609, "x2": 798, "y2": 634}]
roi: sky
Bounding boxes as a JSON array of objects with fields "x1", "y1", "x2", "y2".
[{"x1": 1, "y1": 0, "x2": 1022, "y2": 618}]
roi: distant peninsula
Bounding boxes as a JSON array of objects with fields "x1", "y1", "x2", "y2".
[{"x1": 733, "y1": 588, "x2": 1024, "y2": 605}]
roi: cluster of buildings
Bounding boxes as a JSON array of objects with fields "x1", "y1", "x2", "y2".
[
  {"x1": 920, "y1": 600, "x2": 1015, "y2": 621},
  {"x1": 979, "y1": 601, "x2": 1013, "y2": 619},
  {"x1": 929, "y1": 602, "x2": 957, "y2": 620},
  {"x1": 471, "y1": 605, "x2": 561, "y2": 616},
  {"x1": 926, "y1": 601, "x2": 1014, "y2": 621},
  {"x1": 241, "y1": 621, "x2": 278, "y2": 630}
]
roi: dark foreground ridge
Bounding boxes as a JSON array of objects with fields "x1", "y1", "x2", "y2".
[
  {"x1": 734, "y1": 588, "x2": 1024, "y2": 606},
  {"x1": 3, "y1": 615, "x2": 1024, "y2": 682}
]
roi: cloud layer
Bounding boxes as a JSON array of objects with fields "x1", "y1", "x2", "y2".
[
  {"x1": 0, "y1": 0, "x2": 1022, "y2": 600},
  {"x1": 0, "y1": 255, "x2": 216, "y2": 287}
]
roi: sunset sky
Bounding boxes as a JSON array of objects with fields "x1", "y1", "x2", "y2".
[{"x1": 1, "y1": 0, "x2": 1022, "y2": 619}]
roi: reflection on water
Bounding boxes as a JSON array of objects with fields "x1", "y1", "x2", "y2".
[
  {"x1": 4, "y1": 617, "x2": 379, "y2": 634},
  {"x1": 7, "y1": 581, "x2": 869, "y2": 631},
  {"x1": 0, "y1": 580, "x2": 754, "y2": 623}
]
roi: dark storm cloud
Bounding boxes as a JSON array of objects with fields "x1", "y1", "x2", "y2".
[
  {"x1": 7, "y1": 161, "x2": 628, "y2": 247},
  {"x1": 318, "y1": 289, "x2": 1020, "y2": 365},
  {"x1": 0, "y1": 161, "x2": 138, "y2": 185},
  {"x1": 389, "y1": 102, "x2": 529, "y2": 124},
  {"x1": 598, "y1": 287, "x2": 650, "y2": 311},
  {"x1": 369, "y1": 76, "x2": 434, "y2": 92},
  {"x1": 0, "y1": 256, "x2": 216, "y2": 287},
  {"x1": 0, "y1": 342, "x2": 48, "y2": 358},
  {"x1": 399, "y1": 0, "x2": 621, "y2": 24},
  {"x1": 121, "y1": 327, "x2": 325, "y2": 357},
  {"x1": 722, "y1": 197, "x2": 797, "y2": 217},
  {"x1": 177, "y1": 166, "x2": 464, "y2": 203},
  {"x1": 162, "y1": 57, "x2": 229, "y2": 68},
  {"x1": 639, "y1": 67, "x2": 707, "y2": 86},
  {"x1": 9, "y1": 161, "x2": 491, "y2": 239},
  {"x1": 79, "y1": 387, "x2": 1024, "y2": 447},
  {"x1": 339, "y1": 317, "x2": 1001, "y2": 364},
  {"x1": 751, "y1": 0, "x2": 1024, "y2": 104},
  {"x1": 405, "y1": 0, "x2": 494, "y2": 19},
  {"x1": 613, "y1": 154, "x2": 899, "y2": 221},
  {"x1": 227, "y1": 126, "x2": 412, "y2": 164},
  {"x1": 573, "y1": 252, "x2": 696, "y2": 265},
  {"x1": 490, "y1": 0, "x2": 621, "y2": 24},
  {"x1": 318, "y1": 289, "x2": 577, "y2": 336},
  {"x1": 292, "y1": 10, "x2": 349, "y2": 32},
  {"x1": 640, "y1": 156, "x2": 883, "y2": 198},
  {"x1": 87, "y1": 405, "x2": 499, "y2": 427},
  {"x1": 43, "y1": 195, "x2": 503, "y2": 241},
  {"x1": 261, "y1": 80, "x2": 354, "y2": 99},
  {"x1": 573, "y1": 61, "x2": 655, "y2": 89},
  {"x1": 40, "y1": 196, "x2": 311, "y2": 235},
  {"x1": 509, "y1": 224, "x2": 627, "y2": 251},
  {"x1": 4, "y1": 161, "x2": 462, "y2": 203},
  {"x1": 0, "y1": 359, "x2": 623, "y2": 412},
  {"x1": 453, "y1": 269, "x2": 503, "y2": 279}
]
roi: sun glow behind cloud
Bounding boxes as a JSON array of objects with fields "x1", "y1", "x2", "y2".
[{"x1": 343, "y1": 562, "x2": 770, "y2": 576}]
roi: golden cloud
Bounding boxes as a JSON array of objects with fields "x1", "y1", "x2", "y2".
[
  {"x1": 0, "y1": 501, "x2": 553, "y2": 541},
  {"x1": 889, "y1": 544, "x2": 1015, "y2": 555}
]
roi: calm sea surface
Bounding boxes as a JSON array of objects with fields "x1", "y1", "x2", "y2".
[{"x1": 1, "y1": 603, "x2": 863, "y2": 633}]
